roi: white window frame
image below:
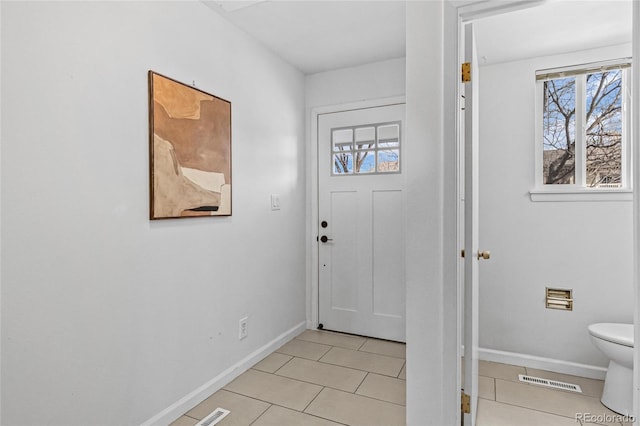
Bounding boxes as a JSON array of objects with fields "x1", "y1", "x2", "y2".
[
  {"x1": 330, "y1": 121, "x2": 401, "y2": 176},
  {"x1": 531, "y1": 58, "x2": 633, "y2": 202}
]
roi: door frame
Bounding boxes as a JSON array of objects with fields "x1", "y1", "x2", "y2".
[
  {"x1": 450, "y1": 1, "x2": 569, "y2": 425},
  {"x1": 308, "y1": 96, "x2": 406, "y2": 330},
  {"x1": 632, "y1": 0, "x2": 639, "y2": 417},
  {"x1": 451, "y1": 0, "x2": 640, "y2": 422}
]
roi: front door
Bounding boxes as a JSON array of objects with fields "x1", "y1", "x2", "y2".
[{"x1": 317, "y1": 103, "x2": 406, "y2": 342}]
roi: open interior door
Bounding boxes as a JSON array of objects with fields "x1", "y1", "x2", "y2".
[{"x1": 463, "y1": 21, "x2": 481, "y2": 426}]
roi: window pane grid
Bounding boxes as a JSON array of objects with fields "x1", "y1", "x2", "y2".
[
  {"x1": 543, "y1": 77, "x2": 576, "y2": 185},
  {"x1": 540, "y1": 61, "x2": 628, "y2": 190},
  {"x1": 585, "y1": 70, "x2": 623, "y2": 188},
  {"x1": 331, "y1": 121, "x2": 401, "y2": 175}
]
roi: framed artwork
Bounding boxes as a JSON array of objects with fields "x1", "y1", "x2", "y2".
[{"x1": 148, "y1": 71, "x2": 232, "y2": 219}]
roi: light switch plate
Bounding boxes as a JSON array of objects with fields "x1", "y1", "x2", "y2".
[{"x1": 271, "y1": 194, "x2": 281, "y2": 210}]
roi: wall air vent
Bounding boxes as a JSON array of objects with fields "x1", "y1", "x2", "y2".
[
  {"x1": 546, "y1": 287, "x2": 573, "y2": 311},
  {"x1": 519, "y1": 374, "x2": 582, "y2": 393},
  {"x1": 194, "y1": 408, "x2": 231, "y2": 426}
]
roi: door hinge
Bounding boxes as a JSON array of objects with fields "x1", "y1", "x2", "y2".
[
  {"x1": 461, "y1": 392, "x2": 471, "y2": 414},
  {"x1": 461, "y1": 62, "x2": 471, "y2": 83}
]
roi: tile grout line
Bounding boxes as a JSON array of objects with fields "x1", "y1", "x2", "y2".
[
  {"x1": 492, "y1": 378, "x2": 496, "y2": 401},
  {"x1": 302, "y1": 405, "x2": 351, "y2": 426},
  {"x1": 316, "y1": 357, "x2": 403, "y2": 377},
  {"x1": 270, "y1": 354, "x2": 404, "y2": 400},
  {"x1": 245, "y1": 403, "x2": 272, "y2": 426},
  {"x1": 271, "y1": 354, "x2": 296, "y2": 375},
  {"x1": 246, "y1": 399, "x2": 350, "y2": 426},
  {"x1": 396, "y1": 360, "x2": 406, "y2": 379},
  {"x1": 301, "y1": 384, "x2": 326, "y2": 414},
  {"x1": 280, "y1": 353, "x2": 394, "y2": 378},
  {"x1": 316, "y1": 347, "x2": 405, "y2": 377},
  {"x1": 353, "y1": 372, "x2": 370, "y2": 395},
  {"x1": 356, "y1": 337, "x2": 368, "y2": 351},
  {"x1": 328, "y1": 345, "x2": 407, "y2": 361},
  {"x1": 298, "y1": 344, "x2": 334, "y2": 415},
  {"x1": 276, "y1": 352, "x2": 328, "y2": 362},
  {"x1": 283, "y1": 343, "x2": 331, "y2": 414},
  {"x1": 357, "y1": 340, "x2": 407, "y2": 360},
  {"x1": 319, "y1": 345, "x2": 333, "y2": 360},
  {"x1": 272, "y1": 369, "x2": 366, "y2": 394},
  {"x1": 296, "y1": 386, "x2": 350, "y2": 426},
  {"x1": 297, "y1": 333, "x2": 406, "y2": 360},
  {"x1": 295, "y1": 337, "x2": 368, "y2": 352},
  {"x1": 486, "y1": 396, "x2": 610, "y2": 422},
  {"x1": 271, "y1": 366, "x2": 406, "y2": 407},
  {"x1": 351, "y1": 392, "x2": 407, "y2": 408},
  {"x1": 220, "y1": 388, "x2": 314, "y2": 415},
  {"x1": 327, "y1": 385, "x2": 407, "y2": 408},
  {"x1": 357, "y1": 349, "x2": 406, "y2": 360}
]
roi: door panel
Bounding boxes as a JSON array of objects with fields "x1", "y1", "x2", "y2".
[
  {"x1": 329, "y1": 191, "x2": 358, "y2": 312},
  {"x1": 318, "y1": 104, "x2": 406, "y2": 342},
  {"x1": 372, "y1": 190, "x2": 404, "y2": 318}
]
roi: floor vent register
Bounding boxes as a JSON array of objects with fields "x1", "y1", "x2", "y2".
[
  {"x1": 194, "y1": 408, "x2": 231, "y2": 426},
  {"x1": 518, "y1": 374, "x2": 582, "y2": 393}
]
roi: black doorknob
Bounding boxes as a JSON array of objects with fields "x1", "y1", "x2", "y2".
[{"x1": 320, "y1": 235, "x2": 333, "y2": 243}]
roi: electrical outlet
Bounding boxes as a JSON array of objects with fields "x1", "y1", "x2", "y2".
[{"x1": 239, "y1": 317, "x2": 248, "y2": 340}]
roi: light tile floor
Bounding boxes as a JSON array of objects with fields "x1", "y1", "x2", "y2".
[
  {"x1": 476, "y1": 360, "x2": 634, "y2": 426},
  {"x1": 170, "y1": 329, "x2": 406, "y2": 426},
  {"x1": 170, "y1": 330, "x2": 632, "y2": 426}
]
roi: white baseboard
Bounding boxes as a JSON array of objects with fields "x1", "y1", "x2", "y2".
[
  {"x1": 141, "y1": 321, "x2": 307, "y2": 426},
  {"x1": 478, "y1": 347, "x2": 607, "y2": 380}
]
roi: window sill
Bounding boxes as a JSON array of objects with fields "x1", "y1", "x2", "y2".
[{"x1": 529, "y1": 188, "x2": 633, "y2": 202}]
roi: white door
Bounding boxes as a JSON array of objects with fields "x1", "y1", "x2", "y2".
[
  {"x1": 318, "y1": 104, "x2": 406, "y2": 342},
  {"x1": 463, "y1": 22, "x2": 484, "y2": 426}
]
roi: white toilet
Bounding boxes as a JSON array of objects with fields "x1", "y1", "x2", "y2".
[{"x1": 588, "y1": 323, "x2": 634, "y2": 416}]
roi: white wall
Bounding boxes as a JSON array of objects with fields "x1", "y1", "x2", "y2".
[
  {"x1": 406, "y1": 2, "x2": 459, "y2": 424},
  {"x1": 1, "y1": 2, "x2": 306, "y2": 425},
  {"x1": 479, "y1": 44, "x2": 634, "y2": 370},
  {"x1": 305, "y1": 57, "x2": 406, "y2": 108}
]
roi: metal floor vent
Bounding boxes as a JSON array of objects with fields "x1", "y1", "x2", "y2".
[
  {"x1": 518, "y1": 374, "x2": 582, "y2": 393},
  {"x1": 194, "y1": 408, "x2": 230, "y2": 426}
]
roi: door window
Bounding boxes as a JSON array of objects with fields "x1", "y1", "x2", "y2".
[{"x1": 332, "y1": 122, "x2": 401, "y2": 175}]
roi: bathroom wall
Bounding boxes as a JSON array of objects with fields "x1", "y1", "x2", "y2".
[
  {"x1": 479, "y1": 44, "x2": 634, "y2": 371},
  {"x1": 1, "y1": 2, "x2": 306, "y2": 425}
]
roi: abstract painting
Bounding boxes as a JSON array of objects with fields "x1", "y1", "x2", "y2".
[{"x1": 148, "y1": 71, "x2": 231, "y2": 219}]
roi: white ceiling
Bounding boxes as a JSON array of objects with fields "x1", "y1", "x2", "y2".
[
  {"x1": 474, "y1": 0, "x2": 633, "y2": 66},
  {"x1": 204, "y1": 0, "x2": 406, "y2": 74},
  {"x1": 203, "y1": 0, "x2": 633, "y2": 75}
]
